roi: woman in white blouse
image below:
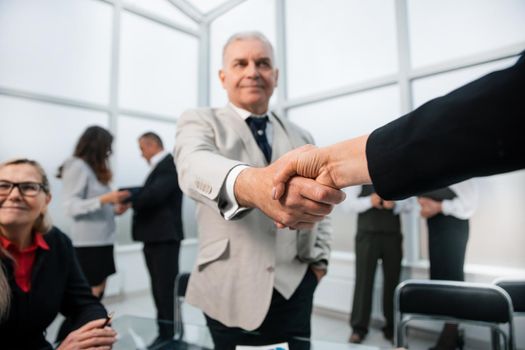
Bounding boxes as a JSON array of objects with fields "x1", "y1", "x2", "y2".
[{"x1": 57, "y1": 126, "x2": 130, "y2": 299}]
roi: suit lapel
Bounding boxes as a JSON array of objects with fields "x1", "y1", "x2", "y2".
[
  {"x1": 217, "y1": 106, "x2": 268, "y2": 166},
  {"x1": 269, "y1": 112, "x2": 295, "y2": 161}
]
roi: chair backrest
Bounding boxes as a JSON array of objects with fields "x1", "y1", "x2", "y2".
[
  {"x1": 174, "y1": 272, "x2": 191, "y2": 340},
  {"x1": 494, "y1": 278, "x2": 525, "y2": 313},
  {"x1": 395, "y1": 279, "x2": 515, "y2": 349}
]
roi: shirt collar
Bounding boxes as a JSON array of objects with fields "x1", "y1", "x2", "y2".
[
  {"x1": 228, "y1": 102, "x2": 270, "y2": 121},
  {"x1": 149, "y1": 150, "x2": 169, "y2": 169},
  {"x1": 0, "y1": 232, "x2": 50, "y2": 252}
]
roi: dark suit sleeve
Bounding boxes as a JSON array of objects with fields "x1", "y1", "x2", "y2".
[
  {"x1": 59, "y1": 233, "x2": 107, "y2": 328},
  {"x1": 367, "y1": 52, "x2": 525, "y2": 200},
  {"x1": 132, "y1": 157, "x2": 182, "y2": 212}
]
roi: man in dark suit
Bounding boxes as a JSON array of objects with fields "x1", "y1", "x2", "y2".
[
  {"x1": 132, "y1": 132, "x2": 184, "y2": 343},
  {"x1": 272, "y1": 50, "x2": 525, "y2": 202}
]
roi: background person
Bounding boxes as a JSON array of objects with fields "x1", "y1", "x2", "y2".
[
  {"x1": 418, "y1": 180, "x2": 478, "y2": 350},
  {"x1": 131, "y1": 131, "x2": 184, "y2": 347},
  {"x1": 56, "y1": 126, "x2": 129, "y2": 341},
  {"x1": 343, "y1": 185, "x2": 411, "y2": 344},
  {"x1": 57, "y1": 125, "x2": 130, "y2": 299},
  {"x1": 0, "y1": 158, "x2": 116, "y2": 349}
]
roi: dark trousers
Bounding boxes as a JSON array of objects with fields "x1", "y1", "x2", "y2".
[
  {"x1": 143, "y1": 241, "x2": 180, "y2": 338},
  {"x1": 205, "y1": 268, "x2": 318, "y2": 350},
  {"x1": 350, "y1": 230, "x2": 402, "y2": 336},
  {"x1": 428, "y1": 215, "x2": 469, "y2": 281}
]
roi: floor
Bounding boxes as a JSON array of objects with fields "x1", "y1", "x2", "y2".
[{"x1": 46, "y1": 290, "x2": 496, "y2": 349}]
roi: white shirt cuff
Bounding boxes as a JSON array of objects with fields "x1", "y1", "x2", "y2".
[{"x1": 220, "y1": 165, "x2": 250, "y2": 220}]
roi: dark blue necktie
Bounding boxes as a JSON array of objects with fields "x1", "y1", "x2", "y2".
[{"x1": 246, "y1": 116, "x2": 272, "y2": 163}]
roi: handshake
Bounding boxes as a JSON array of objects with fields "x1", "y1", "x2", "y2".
[{"x1": 234, "y1": 135, "x2": 371, "y2": 229}]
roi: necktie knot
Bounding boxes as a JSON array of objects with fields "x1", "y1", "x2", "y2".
[
  {"x1": 246, "y1": 116, "x2": 268, "y2": 135},
  {"x1": 246, "y1": 116, "x2": 272, "y2": 163}
]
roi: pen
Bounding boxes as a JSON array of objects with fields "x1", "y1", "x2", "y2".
[{"x1": 101, "y1": 311, "x2": 114, "y2": 328}]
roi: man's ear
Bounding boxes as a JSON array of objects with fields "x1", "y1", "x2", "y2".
[
  {"x1": 274, "y1": 68, "x2": 279, "y2": 87},
  {"x1": 219, "y1": 69, "x2": 226, "y2": 88}
]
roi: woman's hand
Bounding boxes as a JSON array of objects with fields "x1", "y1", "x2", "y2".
[
  {"x1": 100, "y1": 190, "x2": 131, "y2": 205},
  {"x1": 57, "y1": 318, "x2": 117, "y2": 350},
  {"x1": 114, "y1": 202, "x2": 131, "y2": 215},
  {"x1": 418, "y1": 197, "x2": 442, "y2": 218}
]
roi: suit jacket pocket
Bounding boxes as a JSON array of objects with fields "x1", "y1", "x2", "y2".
[{"x1": 196, "y1": 238, "x2": 229, "y2": 271}]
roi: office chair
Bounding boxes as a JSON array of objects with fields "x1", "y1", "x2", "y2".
[
  {"x1": 492, "y1": 278, "x2": 525, "y2": 349},
  {"x1": 174, "y1": 272, "x2": 191, "y2": 340},
  {"x1": 394, "y1": 279, "x2": 515, "y2": 350}
]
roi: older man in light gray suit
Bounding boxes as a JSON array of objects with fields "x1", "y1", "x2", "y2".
[{"x1": 174, "y1": 31, "x2": 345, "y2": 348}]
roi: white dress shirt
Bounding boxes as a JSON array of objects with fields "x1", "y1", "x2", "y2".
[
  {"x1": 440, "y1": 179, "x2": 479, "y2": 219},
  {"x1": 147, "y1": 150, "x2": 169, "y2": 174},
  {"x1": 220, "y1": 103, "x2": 274, "y2": 220},
  {"x1": 342, "y1": 185, "x2": 413, "y2": 214}
]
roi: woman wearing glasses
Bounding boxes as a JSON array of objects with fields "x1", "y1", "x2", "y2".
[
  {"x1": 57, "y1": 126, "x2": 130, "y2": 301},
  {"x1": 0, "y1": 158, "x2": 116, "y2": 349}
]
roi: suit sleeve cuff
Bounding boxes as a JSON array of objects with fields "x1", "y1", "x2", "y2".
[{"x1": 219, "y1": 164, "x2": 251, "y2": 220}]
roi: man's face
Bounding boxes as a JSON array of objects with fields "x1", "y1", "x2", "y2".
[
  {"x1": 139, "y1": 138, "x2": 159, "y2": 163},
  {"x1": 219, "y1": 38, "x2": 278, "y2": 115}
]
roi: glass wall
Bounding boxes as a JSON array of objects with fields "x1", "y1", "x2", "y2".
[
  {"x1": 1, "y1": 0, "x2": 524, "y2": 270},
  {"x1": 280, "y1": 0, "x2": 525, "y2": 268},
  {"x1": 285, "y1": 0, "x2": 398, "y2": 99},
  {"x1": 0, "y1": 0, "x2": 112, "y2": 104},
  {"x1": 119, "y1": 12, "x2": 198, "y2": 118},
  {"x1": 0, "y1": 0, "x2": 199, "y2": 244}
]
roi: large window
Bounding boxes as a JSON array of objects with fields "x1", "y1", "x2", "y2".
[
  {"x1": 1, "y1": 0, "x2": 524, "y2": 270},
  {"x1": 285, "y1": 0, "x2": 398, "y2": 99},
  {"x1": 0, "y1": 0, "x2": 112, "y2": 104},
  {"x1": 0, "y1": 0, "x2": 200, "y2": 244},
  {"x1": 119, "y1": 12, "x2": 198, "y2": 118}
]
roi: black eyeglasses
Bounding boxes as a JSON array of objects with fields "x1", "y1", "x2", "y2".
[{"x1": 0, "y1": 181, "x2": 47, "y2": 197}]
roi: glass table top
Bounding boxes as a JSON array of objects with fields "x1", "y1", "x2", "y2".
[{"x1": 111, "y1": 315, "x2": 384, "y2": 350}]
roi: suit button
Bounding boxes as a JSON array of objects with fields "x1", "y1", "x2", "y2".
[{"x1": 266, "y1": 266, "x2": 274, "y2": 273}]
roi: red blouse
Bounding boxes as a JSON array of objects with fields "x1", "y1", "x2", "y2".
[{"x1": 0, "y1": 233, "x2": 50, "y2": 292}]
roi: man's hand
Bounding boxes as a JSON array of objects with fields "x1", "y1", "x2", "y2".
[
  {"x1": 382, "y1": 200, "x2": 395, "y2": 209},
  {"x1": 270, "y1": 144, "x2": 335, "y2": 201},
  {"x1": 234, "y1": 161, "x2": 346, "y2": 229},
  {"x1": 370, "y1": 193, "x2": 383, "y2": 209},
  {"x1": 418, "y1": 197, "x2": 442, "y2": 218},
  {"x1": 272, "y1": 135, "x2": 371, "y2": 200},
  {"x1": 57, "y1": 318, "x2": 117, "y2": 350},
  {"x1": 114, "y1": 203, "x2": 131, "y2": 215}
]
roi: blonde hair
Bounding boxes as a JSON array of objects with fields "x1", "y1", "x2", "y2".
[{"x1": 0, "y1": 158, "x2": 53, "y2": 319}]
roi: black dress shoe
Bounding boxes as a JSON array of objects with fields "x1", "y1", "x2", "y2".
[{"x1": 349, "y1": 332, "x2": 365, "y2": 343}]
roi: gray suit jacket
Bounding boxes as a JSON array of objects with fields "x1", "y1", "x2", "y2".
[{"x1": 174, "y1": 105, "x2": 331, "y2": 330}]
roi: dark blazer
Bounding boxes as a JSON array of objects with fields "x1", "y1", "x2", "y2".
[
  {"x1": 367, "y1": 51, "x2": 525, "y2": 200},
  {"x1": 0, "y1": 227, "x2": 106, "y2": 350},
  {"x1": 132, "y1": 153, "x2": 184, "y2": 243}
]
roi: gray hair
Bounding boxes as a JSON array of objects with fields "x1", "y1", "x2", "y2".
[
  {"x1": 139, "y1": 131, "x2": 164, "y2": 149},
  {"x1": 222, "y1": 31, "x2": 275, "y2": 67}
]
